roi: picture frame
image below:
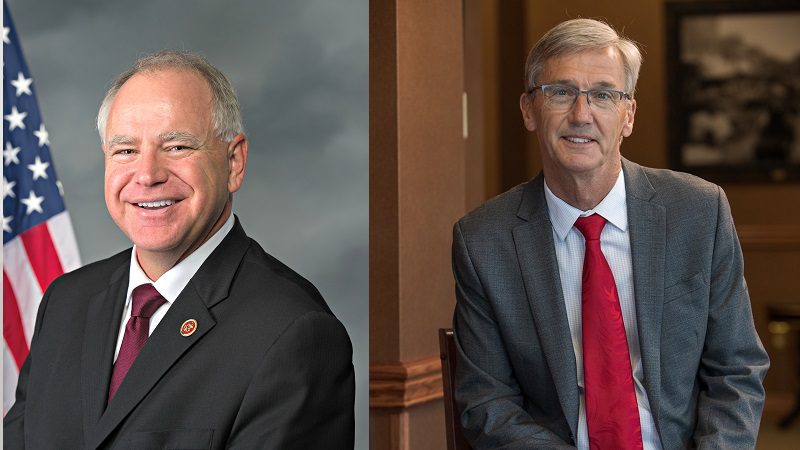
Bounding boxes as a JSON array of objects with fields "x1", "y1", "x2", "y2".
[{"x1": 665, "y1": 0, "x2": 800, "y2": 182}]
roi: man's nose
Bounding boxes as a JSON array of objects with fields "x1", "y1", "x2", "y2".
[
  {"x1": 134, "y1": 151, "x2": 168, "y2": 186},
  {"x1": 568, "y1": 92, "x2": 594, "y2": 125}
]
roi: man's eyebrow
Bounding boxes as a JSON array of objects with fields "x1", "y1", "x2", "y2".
[
  {"x1": 544, "y1": 79, "x2": 577, "y2": 86},
  {"x1": 107, "y1": 135, "x2": 135, "y2": 147},
  {"x1": 158, "y1": 131, "x2": 203, "y2": 147},
  {"x1": 546, "y1": 79, "x2": 620, "y2": 89},
  {"x1": 592, "y1": 80, "x2": 619, "y2": 89}
]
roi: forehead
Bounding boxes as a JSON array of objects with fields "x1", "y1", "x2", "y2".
[
  {"x1": 117, "y1": 68, "x2": 212, "y2": 105},
  {"x1": 106, "y1": 69, "x2": 213, "y2": 135},
  {"x1": 540, "y1": 47, "x2": 626, "y2": 87}
]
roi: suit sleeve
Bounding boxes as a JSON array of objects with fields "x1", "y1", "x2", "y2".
[
  {"x1": 693, "y1": 187, "x2": 769, "y2": 448},
  {"x1": 3, "y1": 348, "x2": 31, "y2": 448},
  {"x1": 452, "y1": 223, "x2": 576, "y2": 450},
  {"x1": 226, "y1": 310, "x2": 355, "y2": 450},
  {"x1": 3, "y1": 276, "x2": 57, "y2": 449}
]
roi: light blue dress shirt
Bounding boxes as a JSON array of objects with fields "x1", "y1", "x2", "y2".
[{"x1": 544, "y1": 171, "x2": 662, "y2": 450}]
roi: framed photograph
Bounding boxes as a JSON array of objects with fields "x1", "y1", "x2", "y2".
[{"x1": 665, "y1": 0, "x2": 800, "y2": 182}]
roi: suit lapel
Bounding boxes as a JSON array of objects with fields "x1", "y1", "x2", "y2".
[
  {"x1": 511, "y1": 164, "x2": 667, "y2": 437},
  {"x1": 623, "y1": 159, "x2": 666, "y2": 431},
  {"x1": 87, "y1": 288, "x2": 217, "y2": 449},
  {"x1": 81, "y1": 258, "x2": 129, "y2": 445},
  {"x1": 86, "y1": 218, "x2": 251, "y2": 449},
  {"x1": 512, "y1": 176, "x2": 580, "y2": 436}
]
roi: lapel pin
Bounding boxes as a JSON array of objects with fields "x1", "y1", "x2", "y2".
[{"x1": 180, "y1": 319, "x2": 198, "y2": 337}]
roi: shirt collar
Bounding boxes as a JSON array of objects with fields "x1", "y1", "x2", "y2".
[
  {"x1": 544, "y1": 170, "x2": 628, "y2": 242},
  {"x1": 126, "y1": 214, "x2": 235, "y2": 306}
]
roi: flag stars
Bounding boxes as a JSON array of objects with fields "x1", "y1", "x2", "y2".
[
  {"x1": 3, "y1": 215, "x2": 12, "y2": 233},
  {"x1": 27, "y1": 156, "x2": 50, "y2": 180},
  {"x1": 20, "y1": 190, "x2": 45, "y2": 215},
  {"x1": 10, "y1": 72, "x2": 33, "y2": 97},
  {"x1": 4, "y1": 142, "x2": 21, "y2": 166},
  {"x1": 3, "y1": 177, "x2": 16, "y2": 199},
  {"x1": 34, "y1": 124, "x2": 50, "y2": 147},
  {"x1": 2, "y1": 26, "x2": 10, "y2": 45},
  {"x1": 4, "y1": 106, "x2": 27, "y2": 131}
]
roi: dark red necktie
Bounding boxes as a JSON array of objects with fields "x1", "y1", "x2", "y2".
[
  {"x1": 574, "y1": 214, "x2": 643, "y2": 450},
  {"x1": 107, "y1": 283, "x2": 166, "y2": 404}
]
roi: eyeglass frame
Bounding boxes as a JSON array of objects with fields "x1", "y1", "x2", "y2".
[{"x1": 526, "y1": 84, "x2": 632, "y2": 110}]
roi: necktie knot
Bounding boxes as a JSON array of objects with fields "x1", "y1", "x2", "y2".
[
  {"x1": 131, "y1": 284, "x2": 166, "y2": 318},
  {"x1": 574, "y1": 213, "x2": 607, "y2": 241}
]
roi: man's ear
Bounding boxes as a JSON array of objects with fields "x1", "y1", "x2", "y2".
[
  {"x1": 227, "y1": 133, "x2": 248, "y2": 193},
  {"x1": 520, "y1": 92, "x2": 537, "y2": 132},
  {"x1": 621, "y1": 99, "x2": 636, "y2": 138}
]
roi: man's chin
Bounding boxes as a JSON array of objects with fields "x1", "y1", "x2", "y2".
[
  {"x1": 557, "y1": 158, "x2": 603, "y2": 176},
  {"x1": 557, "y1": 152, "x2": 620, "y2": 175},
  {"x1": 130, "y1": 237, "x2": 183, "y2": 257}
]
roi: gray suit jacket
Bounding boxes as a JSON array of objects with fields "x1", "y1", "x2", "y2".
[{"x1": 452, "y1": 159, "x2": 769, "y2": 449}]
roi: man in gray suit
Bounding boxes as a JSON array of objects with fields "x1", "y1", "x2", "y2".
[{"x1": 452, "y1": 19, "x2": 768, "y2": 449}]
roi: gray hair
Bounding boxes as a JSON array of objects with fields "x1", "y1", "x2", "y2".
[
  {"x1": 524, "y1": 18, "x2": 643, "y2": 97},
  {"x1": 97, "y1": 50, "x2": 243, "y2": 143}
]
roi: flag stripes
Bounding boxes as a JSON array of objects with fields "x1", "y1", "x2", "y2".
[
  {"x1": 20, "y1": 220, "x2": 65, "y2": 291},
  {"x1": 3, "y1": 274, "x2": 29, "y2": 368},
  {"x1": 3, "y1": 237, "x2": 44, "y2": 345}
]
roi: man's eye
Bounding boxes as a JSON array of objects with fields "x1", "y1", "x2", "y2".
[
  {"x1": 551, "y1": 87, "x2": 570, "y2": 96},
  {"x1": 168, "y1": 145, "x2": 191, "y2": 152},
  {"x1": 115, "y1": 149, "x2": 135, "y2": 155},
  {"x1": 593, "y1": 90, "x2": 613, "y2": 100}
]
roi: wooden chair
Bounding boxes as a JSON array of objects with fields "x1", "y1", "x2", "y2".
[
  {"x1": 439, "y1": 328, "x2": 472, "y2": 450},
  {"x1": 767, "y1": 303, "x2": 800, "y2": 429}
]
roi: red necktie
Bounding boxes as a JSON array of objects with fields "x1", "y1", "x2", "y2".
[
  {"x1": 574, "y1": 214, "x2": 643, "y2": 450},
  {"x1": 108, "y1": 283, "x2": 166, "y2": 404}
]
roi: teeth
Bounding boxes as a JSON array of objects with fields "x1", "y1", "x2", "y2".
[
  {"x1": 137, "y1": 200, "x2": 175, "y2": 208},
  {"x1": 565, "y1": 137, "x2": 592, "y2": 143}
]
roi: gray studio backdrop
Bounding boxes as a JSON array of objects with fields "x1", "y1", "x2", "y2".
[{"x1": 6, "y1": 0, "x2": 368, "y2": 447}]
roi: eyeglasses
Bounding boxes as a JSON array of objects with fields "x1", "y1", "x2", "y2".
[{"x1": 527, "y1": 84, "x2": 631, "y2": 111}]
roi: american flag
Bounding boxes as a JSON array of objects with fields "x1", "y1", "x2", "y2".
[{"x1": 3, "y1": 2, "x2": 81, "y2": 415}]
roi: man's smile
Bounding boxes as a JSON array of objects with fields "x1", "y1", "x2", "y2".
[{"x1": 135, "y1": 199, "x2": 177, "y2": 209}]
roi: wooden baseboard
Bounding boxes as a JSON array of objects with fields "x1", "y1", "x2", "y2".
[{"x1": 370, "y1": 355, "x2": 443, "y2": 409}]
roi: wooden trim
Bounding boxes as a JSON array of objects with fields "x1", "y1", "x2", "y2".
[
  {"x1": 370, "y1": 355, "x2": 443, "y2": 409},
  {"x1": 738, "y1": 225, "x2": 800, "y2": 251},
  {"x1": 391, "y1": 411, "x2": 410, "y2": 450}
]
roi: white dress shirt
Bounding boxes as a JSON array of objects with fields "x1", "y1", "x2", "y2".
[
  {"x1": 113, "y1": 214, "x2": 235, "y2": 361},
  {"x1": 544, "y1": 171, "x2": 662, "y2": 450}
]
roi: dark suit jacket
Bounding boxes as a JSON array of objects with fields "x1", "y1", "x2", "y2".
[
  {"x1": 4, "y1": 218, "x2": 355, "y2": 449},
  {"x1": 452, "y1": 159, "x2": 769, "y2": 449}
]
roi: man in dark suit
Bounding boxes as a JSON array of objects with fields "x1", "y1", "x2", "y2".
[
  {"x1": 4, "y1": 50, "x2": 355, "y2": 449},
  {"x1": 452, "y1": 19, "x2": 768, "y2": 449}
]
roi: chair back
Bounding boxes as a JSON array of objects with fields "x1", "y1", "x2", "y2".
[{"x1": 439, "y1": 328, "x2": 472, "y2": 450}]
